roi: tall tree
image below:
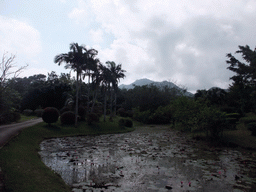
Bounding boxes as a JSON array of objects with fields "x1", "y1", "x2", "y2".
[
  {"x1": 54, "y1": 43, "x2": 88, "y2": 126},
  {"x1": 0, "y1": 52, "x2": 27, "y2": 123},
  {"x1": 106, "y1": 61, "x2": 126, "y2": 116},
  {"x1": 98, "y1": 63, "x2": 112, "y2": 121},
  {"x1": 226, "y1": 45, "x2": 256, "y2": 113}
]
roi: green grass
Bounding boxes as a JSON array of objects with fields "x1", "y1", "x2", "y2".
[
  {"x1": 188, "y1": 113, "x2": 256, "y2": 149},
  {"x1": 0, "y1": 116, "x2": 135, "y2": 192},
  {"x1": 19, "y1": 115, "x2": 38, "y2": 122},
  {"x1": 221, "y1": 113, "x2": 256, "y2": 149}
]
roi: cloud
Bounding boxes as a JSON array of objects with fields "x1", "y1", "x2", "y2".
[
  {"x1": 0, "y1": 16, "x2": 42, "y2": 59},
  {"x1": 89, "y1": 29, "x2": 103, "y2": 44},
  {"x1": 69, "y1": 0, "x2": 256, "y2": 92}
]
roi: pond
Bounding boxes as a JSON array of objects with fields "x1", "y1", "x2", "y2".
[{"x1": 39, "y1": 125, "x2": 256, "y2": 191}]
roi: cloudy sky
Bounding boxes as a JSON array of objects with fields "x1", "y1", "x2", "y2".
[{"x1": 1, "y1": 0, "x2": 256, "y2": 93}]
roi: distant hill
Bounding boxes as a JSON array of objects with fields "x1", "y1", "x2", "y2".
[{"x1": 119, "y1": 78, "x2": 193, "y2": 97}]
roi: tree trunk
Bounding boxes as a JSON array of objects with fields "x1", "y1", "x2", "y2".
[
  {"x1": 110, "y1": 87, "x2": 113, "y2": 117},
  {"x1": 87, "y1": 71, "x2": 91, "y2": 114},
  {"x1": 104, "y1": 90, "x2": 107, "y2": 122},
  {"x1": 114, "y1": 91, "x2": 117, "y2": 116},
  {"x1": 75, "y1": 71, "x2": 79, "y2": 127}
]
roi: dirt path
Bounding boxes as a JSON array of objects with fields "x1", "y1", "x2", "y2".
[{"x1": 0, "y1": 118, "x2": 43, "y2": 148}]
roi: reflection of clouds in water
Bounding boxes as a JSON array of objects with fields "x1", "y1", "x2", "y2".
[{"x1": 39, "y1": 127, "x2": 256, "y2": 191}]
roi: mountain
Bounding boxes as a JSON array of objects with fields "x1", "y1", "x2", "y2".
[{"x1": 119, "y1": 78, "x2": 193, "y2": 97}]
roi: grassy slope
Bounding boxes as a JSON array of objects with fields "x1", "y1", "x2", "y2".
[
  {"x1": 0, "y1": 117, "x2": 134, "y2": 192},
  {"x1": 222, "y1": 113, "x2": 256, "y2": 149},
  {"x1": 189, "y1": 113, "x2": 256, "y2": 149}
]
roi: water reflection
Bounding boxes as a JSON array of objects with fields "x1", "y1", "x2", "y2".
[{"x1": 39, "y1": 126, "x2": 256, "y2": 191}]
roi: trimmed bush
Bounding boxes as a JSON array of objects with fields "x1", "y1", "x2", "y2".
[
  {"x1": 247, "y1": 122, "x2": 256, "y2": 136},
  {"x1": 12, "y1": 112, "x2": 21, "y2": 122},
  {"x1": 23, "y1": 109, "x2": 34, "y2": 116},
  {"x1": 78, "y1": 106, "x2": 86, "y2": 121},
  {"x1": 124, "y1": 119, "x2": 133, "y2": 127},
  {"x1": 118, "y1": 118, "x2": 125, "y2": 129},
  {"x1": 126, "y1": 110, "x2": 134, "y2": 118},
  {"x1": 60, "y1": 107, "x2": 71, "y2": 115},
  {"x1": 0, "y1": 112, "x2": 21, "y2": 124},
  {"x1": 42, "y1": 107, "x2": 59, "y2": 126},
  {"x1": 117, "y1": 108, "x2": 126, "y2": 117},
  {"x1": 34, "y1": 109, "x2": 44, "y2": 117},
  {"x1": 60, "y1": 111, "x2": 75, "y2": 125},
  {"x1": 87, "y1": 113, "x2": 99, "y2": 125}
]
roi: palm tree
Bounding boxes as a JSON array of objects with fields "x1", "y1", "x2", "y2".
[
  {"x1": 54, "y1": 42, "x2": 97, "y2": 127},
  {"x1": 106, "y1": 61, "x2": 126, "y2": 116},
  {"x1": 82, "y1": 53, "x2": 99, "y2": 113},
  {"x1": 98, "y1": 63, "x2": 112, "y2": 122}
]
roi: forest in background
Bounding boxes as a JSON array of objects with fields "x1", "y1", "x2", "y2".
[{"x1": 1, "y1": 44, "x2": 256, "y2": 139}]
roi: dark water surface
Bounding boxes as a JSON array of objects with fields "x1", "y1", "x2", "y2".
[{"x1": 39, "y1": 126, "x2": 256, "y2": 191}]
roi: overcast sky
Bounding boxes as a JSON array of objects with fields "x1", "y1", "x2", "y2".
[{"x1": 1, "y1": 0, "x2": 256, "y2": 93}]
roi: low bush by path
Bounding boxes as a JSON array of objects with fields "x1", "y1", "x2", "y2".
[{"x1": 0, "y1": 116, "x2": 134, "y2": 192}]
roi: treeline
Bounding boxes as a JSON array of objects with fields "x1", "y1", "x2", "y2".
[{"x1": 1, "y1": 44, "x2": 256, "y2": 139}]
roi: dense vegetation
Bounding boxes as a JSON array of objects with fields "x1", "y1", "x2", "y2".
[{"x1": 1, "y1": 44, "x2": 256, "y2": 138}]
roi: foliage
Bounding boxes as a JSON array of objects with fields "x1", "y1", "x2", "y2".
[
  {"x1": 23, "y1": 109, "x2": 34, "y2": 116},
  {"x1": 117, "y1": 108, "x2": 126, "y2": 117},
  {"x1": 246, "y1": 122, "x2": 256, "y2": 136},
  {"x1": 132, "y1": 107, "x2": 151, "y2": 124},
  {"x1": 171, "y1": 96, "x2": 227, "y2": 138},
  {"x1": 60, "y1": 111, "x2": 76, "y2": 125},
  {"x1": 226, "y1": 45, "x2": 256, "y2": 114},
  {"x1": 120, "y1": 84, "x2": 180, "y2": 112},
  {"x1": 118, "y1": 118, "x2": 133, "y2": 128},
  {"x1": 148, "y1": 105, "x2": 173, "y2": 124},
  {"x1": 78, "y1": 106, "x2": 86, "y2": 121},
  {"x1": 42, "y1": 107, "x2": 59, "y2": 126},
  {"x1": 87, "y1": 113, "x2": 99, "y2": 125},
  {"x1": 118, "y1": 118, "x2": 125, "y2": 128},
  {"x1": 60, "y1": 106, "x2": 71, "y2": 115},
  {"x1": 0, "y1": 112, "x2": 21, "y2": 124},
  {"x1": 34, "y1": 109, "x2": 44, "y2": 117},
  {"x1": 124, "y1": 119, "x2": 133, "y2": 127}
]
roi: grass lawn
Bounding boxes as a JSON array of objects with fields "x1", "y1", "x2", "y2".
[
  {"x1": 19, "y1": 115, "x2": 38, "y2": 122},
  {"x1": 0, "y1": 116, "x2": 135, "y2": 192}
]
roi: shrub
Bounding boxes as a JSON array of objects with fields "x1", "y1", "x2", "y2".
[
  {"x1": 60, "y1": 111, "x2": 75, "y2": 125},
  {"x1": 0, "y1": 112, "x2": 21, "y2": 124},
  {"x1": 34, "y1": 109, "x2": 44, "y2": 117},
  {"x1": 118, "y1": 118, "x2": 125, "y2": 129},
  {"x1": 87, "y1": 113, "x2": 99, "y2": 125},
  {"x1": 124, "y1": 119, "x2": 133, "y2": 127},
  {"x1": 226, "y1": 113, "x2": 240, "y2": 130},
  {"x1": 117, "y1": 108, "x2": 126, "y2": 117},
  {"x1": 126, "y1": 110, "x2": 134, "y2": 118},
  {"x1": 23, "y1": 109, "x2": 34, "y2": 116},
  {"x1": 92, "y1": 106, "x2": 103, "y2": 118},
  {"x1": 247, "y1": 122, "x2": 256, "y2": 136},
  {"x1": 133, "y1": 108, "x2": 151, "y2": 123},
  {"x1": 42, "y1": 107, "x2": 59, "y2": 126},
  {"x1": 12, "y1": 112, "x2": 21, "y2": 122},
  {"x1": 78, "y1": 106, "x2": 86, "y2": 121},
  {"x1": 60, "y1": 107, "x2": 71, "y2": 115}
]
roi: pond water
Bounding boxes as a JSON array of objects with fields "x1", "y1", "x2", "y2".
[{"x1": 39, "y1": 126, "x2": 256, "y2": 192}]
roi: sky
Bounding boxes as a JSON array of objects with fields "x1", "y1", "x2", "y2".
[{"x1": 1, "y1": 0, "x2": 256, "y2": 93}]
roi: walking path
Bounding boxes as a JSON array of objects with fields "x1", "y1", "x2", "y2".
[{"x1": 0, "y1": 118, "x2": 43, "y2": 148}]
